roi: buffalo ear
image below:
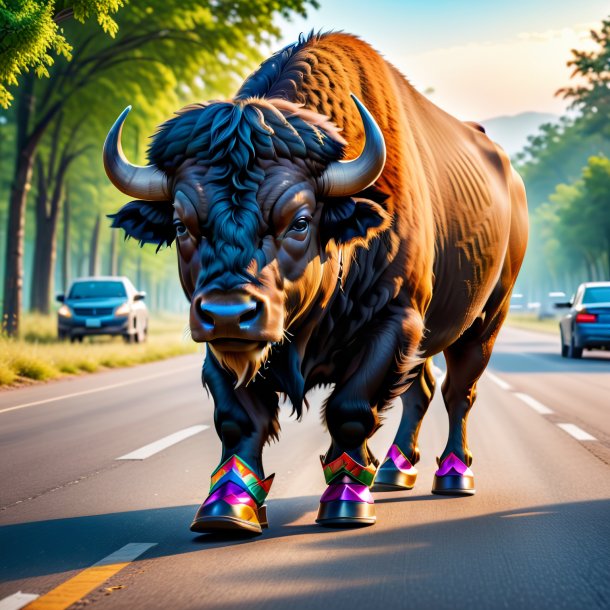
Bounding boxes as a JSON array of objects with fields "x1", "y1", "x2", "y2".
[
  {"x1": 108, "y1": 200, "x2": 175, "y2": 252},
  {"x1": 321, "y1": 194, "x2": 390, "y2": 247}
]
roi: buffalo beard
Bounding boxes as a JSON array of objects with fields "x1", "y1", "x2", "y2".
[{"x1": 209, "y1": 343, "x2": 272, "y2": 388}]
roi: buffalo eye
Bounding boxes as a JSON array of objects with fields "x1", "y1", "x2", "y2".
[
  {"x1": 287, "y1": 217, "x2": 310, "y2": 235},
  {"x1": 173, "y1": 220, "x2": 188, "y2": 237}
]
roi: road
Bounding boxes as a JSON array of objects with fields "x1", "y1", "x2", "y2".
[{"x1": 1, "y1": 326, "x2": 609, "y2": 610}]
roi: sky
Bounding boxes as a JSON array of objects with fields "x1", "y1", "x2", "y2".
[{"x1": 275, "y1": 0, "x2": 608, "y2": 121}]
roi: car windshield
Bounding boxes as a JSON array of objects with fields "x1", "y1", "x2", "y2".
[
  {"x1": 583, "y1": 287, "x2": 610, "y2": 304},
  {"x1": 69, "y1": 281, "x2": 126, "y2": 299}
]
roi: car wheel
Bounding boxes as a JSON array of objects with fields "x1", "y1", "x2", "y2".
[
  {"x1": 567, "y1": 336, "x2": 583, "y2": 359},
  {"x1": 560, "y1": 328, "x2": 568, "y2": 358}
]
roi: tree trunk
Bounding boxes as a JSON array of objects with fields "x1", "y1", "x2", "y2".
[
  {"x1": 89, "y1": 215, "x2": 101, "y2": 276},
  {"x1": 2, "y1": 77, "x2": 35, "y2": 335},
  {"x1": 2, "y1": 76, "x2": 61, "y2": 334},
  {"x1": 62, "y1": 190, "x2": 70, "y2": 292},
  {"x1": 136, "y1": 255, "x2": 142, "y2": 289},
  {"x1": 108, "y1": 229, "x2": 118, "y2": 276}
]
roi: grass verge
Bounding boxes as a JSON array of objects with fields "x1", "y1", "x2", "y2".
[
  {"x1": 0, "y1": 314, "x2": 199, "y2": 388},
  {"x1": 505, "y1": 314, "x2": 559, "y2": 335}
]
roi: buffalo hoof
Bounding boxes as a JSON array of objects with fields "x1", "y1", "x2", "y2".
[
  {"x1": 372, "y1": 444, "x2": 417, "y2": 491},
  {"x1": 190, "y1": 500, "x2": 268, "y2": 535},
  {"x1": 431, "y1": 453, "x2": 475, "y2": 496},
  {"x1": 316, "y1": 477, "x2": 376, "y2": 527}
]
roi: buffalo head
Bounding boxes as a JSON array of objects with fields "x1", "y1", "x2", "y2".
[{"x1": 105, "y1": 95, "x2": 388, "y2": 386}]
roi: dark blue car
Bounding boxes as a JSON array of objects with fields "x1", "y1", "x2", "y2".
[
  {"x1": 57, "y1": 276, "x2": 148, "y2": 343},
  {"x1": 557, "y1": 282, "x2": 610, "y2": 358}
]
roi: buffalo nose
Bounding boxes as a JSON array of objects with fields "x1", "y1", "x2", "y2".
[{"x1": 198, "y1": 298, "x2": 263, "y2": 330}]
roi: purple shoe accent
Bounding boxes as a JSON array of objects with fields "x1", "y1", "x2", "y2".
[
  {"x1": 320, "y1": 482, "x2": 373, "y2": 504},
  {"x1": 203, "y1": 481, "x2": 257, "y2": 507},
  {"x1": 386, "y1": 444, "x2": 417, "y2": 473},
  {"x1": 435, "y1": 453, "x2": 473, "y2": 477}
]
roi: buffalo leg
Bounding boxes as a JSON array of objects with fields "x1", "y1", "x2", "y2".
[
  {"x1": 434, "y1": 309, "x2": 507, "y2": 496},
  {"x1": 374, "y1": 358, "x2": 436, "y2": 491},
  {"x1": 317, "y1": 314, "x2": 422, "y2": 526},
  {"x1": 190, "y1": 355, "x2": 278, "y2": 535}
]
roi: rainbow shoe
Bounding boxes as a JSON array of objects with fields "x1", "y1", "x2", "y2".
[
  {"x1": 373, "y1": 444, "x2": 418, "y2": 491},
  {"x1": 316, "y1": 453, "x2": 377, "y2": 527},
  {"x1": 432, "y1": 453, "x2": 475, "y2": 496},
  {"x1": 190, "y1": 455, "x2": 274, "y2": 535}
]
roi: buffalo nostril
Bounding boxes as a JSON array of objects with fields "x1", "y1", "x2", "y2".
[
  {"x1": 198, "y1": 303, "x2": 215, "y2": 327},
  {"x1": 239, "y1": 301, "x2": 263, "y2": 325}
]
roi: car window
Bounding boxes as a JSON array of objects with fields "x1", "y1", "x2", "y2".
[
  {"x1": 583, "y1": 287, "x2": 610, "y2": 304},
  {"x1": 69, "y1": 281, "x2": 127, "y2": 299}
]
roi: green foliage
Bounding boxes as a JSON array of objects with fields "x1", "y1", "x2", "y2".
[
  {"x1": 516, "y1": 16, "x2": 610, "y2": 300},
  {"x1": 0, "y1": 0, "x2": 124, "y2": 108},
  {"x1": 514, "y1": 115, "x2": 610, "y2": 210},
  {"x1": 557, "y1": 18, "x2": 610, "y2": 139},
  {"x1": 1, "y1": 0, "x2": 317, "y2": 327}
]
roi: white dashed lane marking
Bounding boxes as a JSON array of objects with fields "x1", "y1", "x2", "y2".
[
  {"x1": 488, "y1": 372, "x2": 600, "y2": 446},
  {"x1": 514, "y1": 392, "x2": 554, "y2": 415},
  {"x1": 0, "y1": 592, "x2": 39, "y2": 610},
  {"x1": 19, "y1": 543, "x2": 157, "y2": 610},
  {"x1": 556, "y1": 423, "x2": 597, "y2": 442},
  {"x1": 486, "y1": 371, "x2": 512, "y2": 391},
  {"x1": 116, "y1": 425, "x2": 209, "y2": 460}
]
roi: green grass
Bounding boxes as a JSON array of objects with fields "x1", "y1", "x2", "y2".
[
  {"x1": 0, "y1": 313, "x2": 199, "y2": 388},
  {"x1": 505, "y1": 313, "x2": 559, "y2": 335}
]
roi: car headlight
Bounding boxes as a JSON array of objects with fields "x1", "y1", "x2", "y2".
[
  {"x1": 58, "y1": 304, "x2": 72, "y2": 318},
  {"x1": 115, "y1": 302, "x2": 130, "y2": 316}
]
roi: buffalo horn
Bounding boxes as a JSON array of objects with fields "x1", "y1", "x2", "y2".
[
  {"x1": 103, "y1": 106, "x2": 170, "y2": 201},
  {"x1": 318, "y1": 94, "x2": 386, "y2": 197}
]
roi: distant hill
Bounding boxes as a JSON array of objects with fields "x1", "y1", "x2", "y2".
[{"x1": 479, "y1": 112, "x2": 559, "y2": 157}]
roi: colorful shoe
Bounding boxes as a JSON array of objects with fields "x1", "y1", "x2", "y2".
[
  {"x1": 316, "y1": 453, "x2": 377, "y2": 527},
  {"x1": 190, "y1": 455, "x2": 274, "y2": 535},
  {"x1": 431, "y1": 453, "x2": 475, "y2": 496},
  {"x1": 373, "y1": 444, "x2": 418, "y2": 491}
]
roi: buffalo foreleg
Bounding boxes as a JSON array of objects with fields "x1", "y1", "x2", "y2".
[
  {"x1": 190, "y1": 354, "x2": 279, "y2": 535},
  {"x1": 317, "y1": 312, "x2": 423, "y2": 526}
]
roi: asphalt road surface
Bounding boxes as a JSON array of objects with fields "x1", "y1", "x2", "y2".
[{"x1": 1, "y1": 325, "x2": 609, "y2": 610}]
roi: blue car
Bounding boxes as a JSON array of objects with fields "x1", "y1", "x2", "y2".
[
  {"x1": 557, "y1": 282, "x2": 610, "y2": 358},
  {"x1": 57, "y1": 276, "x2": 148, "y2": 343}
]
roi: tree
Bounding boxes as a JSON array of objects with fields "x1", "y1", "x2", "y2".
[
  {"x1": 514, "y1": 115, "x2": 610, "y2": 210},
  {"x1": 0, "y1": 1, "x2": 124, "y2": 108},
  {"x1": 557, "y1": 17, "x2": 610, "y2": 139},
  {"x1": 580, "y1": 156, "x2": 610, "y2": 276},
  {"x1": 2, "y1": 0, "x2": 316, "y2": 334}
]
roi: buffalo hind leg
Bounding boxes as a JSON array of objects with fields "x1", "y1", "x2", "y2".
[
  {"x1": 433, "y1": 309, "x2": 507, "y2": 496},
  {"x1": 374, "y1": 358, "x2": 436, "y2": 491},
  {"x1": 190, "y1": 355, "x2": 278, "y2": 535}
]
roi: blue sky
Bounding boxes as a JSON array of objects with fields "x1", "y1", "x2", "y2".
[{"x1": 275, "y1": 1, "x2": 609, "y2": 119}]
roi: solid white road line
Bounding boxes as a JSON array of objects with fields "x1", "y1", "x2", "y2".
[
  {"x1": 514, "y1": 392, "x2": 554, "y2": 415},
  {"x1": 0, "y1": 365, "x2": 200, "y2": 416},
  {"x1": 116, "y1": 425, "x2": 209, "y2": 460},
  {"x1": 556, "y1": 423, "x2": 597, "y2": 442},
  {"x1": 0, "y1": 592, "x2": 39, "y2": 610},
  {"x1": 486, "y1": 372, "x2": 512, "y2": 391}
]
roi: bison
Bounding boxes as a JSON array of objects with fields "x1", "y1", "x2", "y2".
[{"x1": 104, "y1": 32, "x2": 528, "y2": 534}]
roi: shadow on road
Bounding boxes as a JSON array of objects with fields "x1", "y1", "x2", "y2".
[{"x1": 2, "y1": 496, "x2": 609, "y2": 610}]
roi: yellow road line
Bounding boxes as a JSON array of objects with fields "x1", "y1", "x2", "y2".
[{"x1": 25, "y1": 543, "x2": 156, "y2": 610}]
